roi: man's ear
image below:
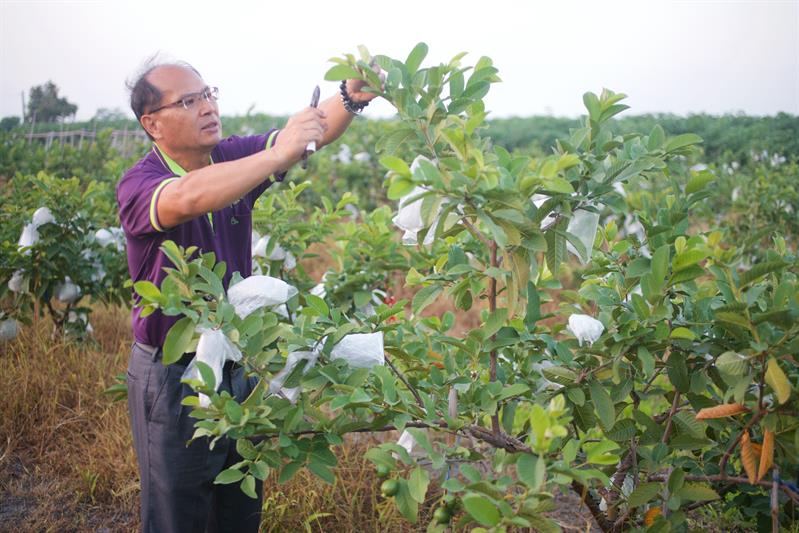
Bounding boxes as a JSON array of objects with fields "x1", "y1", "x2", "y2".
[{"x1": 140, "y1": 115, "x2": 161, "y2": 141}]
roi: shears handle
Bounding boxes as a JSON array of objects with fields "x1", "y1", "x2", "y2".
[{"x1": 301, "y1": 85, "x2": 321, "y2": 170}]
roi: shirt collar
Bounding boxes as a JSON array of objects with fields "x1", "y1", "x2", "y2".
[{"x1": 152, "y1": 144, "x2": 213, "y2": 176}]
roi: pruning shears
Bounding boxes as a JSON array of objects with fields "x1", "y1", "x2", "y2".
[{"x1": 301, "y1": 85, "x2": 321, "y2": 169}]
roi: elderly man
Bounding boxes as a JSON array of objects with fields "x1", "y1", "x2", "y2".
[{"x1": 118, "y1": 60, "x2": 375, "y2": 532}]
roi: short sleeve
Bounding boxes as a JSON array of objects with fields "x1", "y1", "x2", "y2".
[
  {"x1": 216, "y1": 129, "x2": 287, "y2": 207},
  {"x1": 117, "y1": 172, "x2": 179, "y2": 238}
]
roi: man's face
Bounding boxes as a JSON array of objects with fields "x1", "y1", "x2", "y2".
[{"x1": 143, "y1": 65, "x2": 222, "y2": 151}]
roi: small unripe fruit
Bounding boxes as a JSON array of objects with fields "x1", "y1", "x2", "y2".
[
  {"x1": 376, "y1": 464, "x2": 390, "y2": 477},
  {"x1": 433, "y1": 507, "x2": 451, "y2": 524},
  {"x1": 380, "y1": 479, "x2": 399, "y2": 497}
]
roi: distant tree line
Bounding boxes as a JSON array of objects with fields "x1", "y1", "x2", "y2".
[
  {"x1": 486, "y1": 113, "x2": 799, "y2": 161},
  {"x1": 2, "y1": 82, "x2": 796, "y2": 160}
]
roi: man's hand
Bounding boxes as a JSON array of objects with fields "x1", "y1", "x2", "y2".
[
  {"x1": 346, "y1": 78, "x2": 381, "y2": 104},
  {"x1": 346, "y1": 60, "x2": 386, "y2": 104},
  {"x1": 273, "y1": 107, "x2": 328, "y2": 170}
]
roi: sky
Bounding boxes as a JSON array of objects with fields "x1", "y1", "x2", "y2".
[{"x1": 1, "y1": 0, "x2": 797, "y2": 121}]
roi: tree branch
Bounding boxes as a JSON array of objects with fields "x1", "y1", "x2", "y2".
[
  {"x1": 488, "y1": 240, "x2": 500, "y2": 437},
  {"x1": 570, "y1": 480, "x2": 616, "y2": 533},
  {"x1": 661, "y1": 391, "x2": 681, "y2": 444},
  {"x1": 461, "y1": 217, "x2": 491, "y2": 249},
  {"x1": 383, "y1": 352, "x2": 426, "y2": 411},
  {"x1": 718, "y1": 410, "x2": 763, "y2": 473}
]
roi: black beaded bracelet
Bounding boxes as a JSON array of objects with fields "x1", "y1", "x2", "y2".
[{"x1": 340, "y1": 80, "x2": 369, "y2": 115}]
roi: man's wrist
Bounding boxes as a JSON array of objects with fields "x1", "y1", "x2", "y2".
[{"x1": 340, "y1": 80, "x2": 369, "y2": 115}]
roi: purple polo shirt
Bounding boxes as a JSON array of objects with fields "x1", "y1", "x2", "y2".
[{"x1": 117, "y1": 130, "x2": 284, "y2": 347}]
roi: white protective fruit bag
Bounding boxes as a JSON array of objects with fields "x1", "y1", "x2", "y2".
[
  {"x1": 54, "y1": 277, "x2": 82, "y2": 304},
  {"x1": 392, "y1": 156, "x2": 446, "y2": 246},
  {"x1": 567, "y1": 313, "x2": 605, "y2": 346},
  {"x1": 566, "y1": 208, "x2": 600, "y2": 264},
  {"x1": 330, "y1": 332, "x2": 385, "y2": 368},
  {"x1": 252, "y1": 233, "x2": 297, "y2": 270},
  {"x1": 227, "y1": 275, "x2": 298, "y2": 319},
  {"x1": 182, "y1": 328, "x2": 243, "y2": 407},
  {"x1": 0, "y1": 318, "x2": 19, "y2": 342},
  {"x1": 269, "y1": 332, "x2": 385, "y2": 404},
  {"x1": 7, "y1": 270, "x2": 24, "y2": 293},
  {"x1": 268, "y1": 346, "x2": 322, "y2": 403},
  {"x1": 17, "y1": 207, "x2": 56, "y2": 253}
]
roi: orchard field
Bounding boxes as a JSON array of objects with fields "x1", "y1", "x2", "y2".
[{"x1": 1, "y1": 45, "x2": 798, "y2": 532}]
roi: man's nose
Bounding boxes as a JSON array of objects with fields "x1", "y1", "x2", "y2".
[{"x1": 198, "y1": 97, "x2": 217, "y2": 115}]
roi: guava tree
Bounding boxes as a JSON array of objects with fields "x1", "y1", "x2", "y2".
[
  {"x1": 134, "y1": 44, "x2": 798, "y2": 532},
  {"x1": 1, "y1": 172, "x2": 129, "y2": 338}
]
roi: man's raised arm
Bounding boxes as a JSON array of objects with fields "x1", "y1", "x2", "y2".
[{"x1": 156, "y1": 107, "x2": 326, "y2": 229}]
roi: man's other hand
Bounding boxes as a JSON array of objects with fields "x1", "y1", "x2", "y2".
[{"x1": 273, "y1": 107, "x2": 328, "y2": 169}]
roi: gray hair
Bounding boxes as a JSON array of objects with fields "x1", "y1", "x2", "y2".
[{"x1": 126, "y1": 55, "x2": 201, "y2": 139}]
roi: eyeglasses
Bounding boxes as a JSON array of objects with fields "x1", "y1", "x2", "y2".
[{"x1": 147, "y1": 86, "x2": 219, "y2": 114}]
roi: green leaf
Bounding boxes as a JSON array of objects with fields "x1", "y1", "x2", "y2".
[
  {"x1": 765, "y1": 358, "x2": 791, "y2": 404},
  {"x1": 224, "y1": 400, "x2": 243, "y2": 424},
  {"x1": 497, "y1": 383, "x2": 530, "y2": 401},
  {"x1": 677, "y1": 483, "x2": 719, "y2": 502},
  {"x1": 353, "y1": 290, "x2": 372, "y2": 309},
  {"x1": 278, "y1": 461, "x2": 303, "y2": 484},
  {"x1": 462, "y1": 493, "x2": 501, "y2": 526},
  {"x1": 517, "y1": 454, "x2": 546, "y2": 491},
  {"x1": 133, "y1": 280, "x2": 163, "y2": 303},
  {"x1": 541, "y1": 366, "x2": 578, "y2": 385},
  {"x1": 668, "y1": 468, "x2": 685, "y2": 493},
  {"x1": 308, "y1": 460, "x2": 335, "y2": 485},
  {"x1": 739, "y1": 260, "x2": 788, "y2": 287},
  {"x1": 605, "y1": 418, "x2": 637, "y2": 442},
  {"x1": 543, "y1": 177, "x2": 574, "y2": 194},
  {"x1": 380, "y1": 156, "x2": 411, "y2": 177},
  {"x1": 324, "y1": 64, "x2": 362, "y2": 81},
  {"x1": 405, "y1": 42, "x2": 428, "y2": 75},
  {"x1": 395, "y1": 479, "x2": 419, "y2": 523},
  {"x1": 664, "y1": 133, "x2": 702, "y2": 153},
  {"x1": 525, "y1": 281, "x2": 541, "y2": 329},
  {"x1": 672, "y1": 249, "x2": 706, "y2": 272},
  {"x1": 483, "y1": 308, "x2": 508, "y2": 338},
  {"x1": 408, "y1": 467, "x2": 430, "y2": 504},
  {"x1": 648, "y1": 124, "x2": 665, "y2": 150},
  {"x1": 196, "y1": 362, "x2": 216, "y2": 391},
  {"x1": 412, "y1": 285, "x2": 442, "y2": 315},
  {"x1": 589, "y1": 380, "x2": 616, "y2": 431},
  {"x1": 305, "y1": 294, "x2": 329, "y2": 317},
  {"x1": 627, "y1": 482, "x2": 661, "y2": 507},
  {"x1": 667, "y1": 352, "x2": 690, "y2": 393},
  {"x1": 585, "y1": 439, "x2": 620, "y2": 465},
  {"x1": 715, "y1": 311, "x2": 750, "y2": 329},
  {"x1": 387, "y1": 177, "x2": 415, "y2": 200},
  {"x1": 240, "y1": 474, "x2": 257, "y2": 499},
  {"x1": 674, "y1": 410, "x2": 705, "y2": 439},
  {"x1": 670, "y1": 327, "x2": 696, "y2": 340},
  {"x1": 669, "y1": 264, "x2": 705, "y2": 286},
  {"x1": 686, "y1": 171, "x2": 716, "y2": 194},
  {"x1": 715, "y1": 351, "x2": 749, "y2": 376},
  {"x1": 162, "y1": 316, "x2": 195, "y2": 365},
  {"x1": 583, "y1": 92, "x2": 600, "y2": 120},
  {"x1": 215, "y1": 468, "x2": 244, "y2": 484},
  {"x1": 652, "y1": 244, "x2": 670, "y2": 282},
  {"x1": 638, "y1": 345, "x2": 655, "y2": 377},
  {"x1": 377, "y1": 126, "x2": 416, "y2": 155},
  {"x1": 545, "y1": 221, "x2": 567, "y2": 274}
]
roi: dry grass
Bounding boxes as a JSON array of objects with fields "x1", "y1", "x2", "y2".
[{"x1": 0, "y1": 305, "x2": 446, "y2": 532}]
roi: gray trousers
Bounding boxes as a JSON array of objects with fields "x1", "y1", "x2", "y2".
[{"x1": 127, "y1": 343, "x2": 263, "y2": 533}]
